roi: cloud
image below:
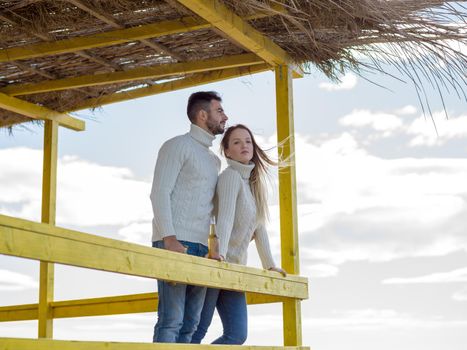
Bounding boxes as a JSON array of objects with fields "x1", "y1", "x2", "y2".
[
  {"x1": 283, "y1": 133, "x2": 467, "y2": 265},
  {"x1": 453, "y1": 287, "x2": 467, "y2": 301},
  {"x1": 117, "y1": 221, "x2": 152, "y2": 245},
  {"x1": 306, "y1": 264, "x2": 339, "y2": 278},
  {"x1": 0, "y1": 269, "x2": 38, "y2": 291},
  {"x1": 336, "y1": 107, "x2": 467, "y2": 147},
  {"x1": 302, "y1": 309, "x2": 467, "y2": 331},
  {"x1": 0, "y1": 148, "x2": 152, "y2": 227},
  {"x1": 319, "y1": 73, "x2": 357, "y2": 91},
  {"x1": 339, "y1": 109, "x2": 403, "y2": 135},
  {"x1": 395, "y1": 105, "x2": 418, "y2": 115},
  {"x1": 407, "y1": 112, "x2": 467, "y2": 147},
  {"x1": 382, "y1": 267, "x2": 467, "y2": 284}
]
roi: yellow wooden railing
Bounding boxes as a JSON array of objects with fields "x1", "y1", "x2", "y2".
[
  {"x1": 0, "y1": 65, "x2": 308, "y2": 350},
  {"x1": 0, "y1": 214, "x2": 308, "y2": 349}
]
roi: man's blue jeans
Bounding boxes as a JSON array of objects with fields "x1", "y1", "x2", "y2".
[
  {"x1": 152, "y1": 240, "x2": 208, "y2": 343},
  {"x1": 191, "y1": 288, "x2": 247, "y2": 344}
]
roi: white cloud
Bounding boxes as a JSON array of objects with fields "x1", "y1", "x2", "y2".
[
  {"x1": 395, "y1": 105, "x2": 418, "y2": 115},
  {"x1": 306, "y1": 264, "x2": 339, "y2": 278},
  {"x1": 382, "y1": 267, "x2": 467, "y2": 284},
  {"x1": 117, "y1": 221, "x2": 152, "y2": 245},
  {"x1": 336, "y1": 108, "x2": 467, "y2": 147},
  {"x1": 302, "y1": 309, "x2": 467, "y2": 331},
  {"x1": 0, "y1": 269, "x2": 38, "y2": 291},
  {"x1": 286, "y1": 133, "x2": 467, "y2": 264},
  {"x1": 0, "y1": 148, "x2": 152, "y2": 227},
  {"x1": 319, "y1": 73, "x2": 357, "y2": 91},
  {"x1": 339, "y1": 109, "x2": 403, "y2": 134},
  {"x1": 453, "y1": 287, "x2": 467, "y2": 301},
  {"x1": 407, "y1": 112, "x2": 467, "y2": 147}
]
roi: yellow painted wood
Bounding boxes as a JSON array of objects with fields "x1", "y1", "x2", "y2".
[
  {"x1": 41, "y1": 120, "x2": 58, "y2": 226},
  {"x1": 0, "y1": 214, "x2": 308, "y2": 299},
  {"x1": 69, "y1": 64, "x2": 270, "y2": 111},
  {"x1": 282, "y1": 299, "x2": 302, "y2": 346},
  {"x1": 0, "y1": 93, "x2": 85, "y2": 131},
  {"x1": 0, "y1": 17, "x2": 207, "y2": 63},
  {"x1": 0, "y1": 338, "x2": 311, "y2": 350},
  {"x1": 0, "y1": 10, "x2": 279, "y2": 64},
  {"x1": 275, "y1": 65, "x2": 302, "y2": 346},
  {"x1": 0, "y1": 304, "x2": 38, "y2": 322},
  {"x1": 175, "y1": 0, "x2": 302, "y2": 77},
  {"x1": 38, "y1": 120, "x2": 59, "y2": 339},
  {"x1": 0, "y1": 291, "x2": 286, "y2": 322},
  {"x1": 1, "y1": 54, "x2": 263, "y2": 96}
]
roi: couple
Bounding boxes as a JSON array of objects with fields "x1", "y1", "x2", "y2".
[{"x1": 150, "y1": 91, "x2": 286, "y2": 345}]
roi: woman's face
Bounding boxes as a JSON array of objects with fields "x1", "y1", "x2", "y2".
[{"x1": 225, "y1": 128, "x2": 254, "y2": 164}]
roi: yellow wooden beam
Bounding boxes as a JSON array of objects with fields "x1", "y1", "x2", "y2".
[
  {"x1": 175, "y1": 0, "x2": 302, "y2": 77},
  {"x1": 37, "y1": 120, "x2": 58, "y2": 338},
  {"x1": 0, "y1": 10, "x2": 281, "y2": 64},
  {"x1": 69, "y1": 64, "x2": 270, "y2": 111},
  {"x1": 275, "y1": 65, "x2": 302, "y2": 346},
  {"x1": 0, "y1": 214, "x2": 308, "y2": 299},
  {"x1": 0, "y1": 338, "x2": 310, "y2": 350},
  {"x1": 1, "y1": 54, "x2": 263, "y2": 96},
  {"x1": 0, "y1": 93, "x2": 85, "y2": 131},
  {"x1": 0, "y1": 17, "x2": 207, "y2": 63},
  {"x1": 0, "y1": 292, "x2": 285, "y2": 322}
]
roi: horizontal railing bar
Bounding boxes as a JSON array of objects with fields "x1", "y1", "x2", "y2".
[
  {"x1": 0, "y1": 214, "x2": 308, "y2": 299},
  {"x1": 0, "y1": 292, "x2": 286, "y2": 322},
  {"x1": 0, "y1": 338, "x2": 310, "y2": 349}
]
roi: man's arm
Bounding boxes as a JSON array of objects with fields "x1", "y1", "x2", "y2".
[{"x1": 150, "y1": 138, "x2": 187, "y2": 253}]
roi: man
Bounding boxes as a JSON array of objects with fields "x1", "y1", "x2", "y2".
[{"x1": 150, "y1": 91, "x2": 228, "y2": 343}]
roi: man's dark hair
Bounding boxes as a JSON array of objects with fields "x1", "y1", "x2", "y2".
[{"x1": 187, "y1": 91, "x2": 222, "y2": 123}]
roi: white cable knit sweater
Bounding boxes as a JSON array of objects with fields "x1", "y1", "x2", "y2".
[
  {"x1": 150, "y1": 124, "x2": 220, "y2": 245},
  {"x1": 216, "y1": 158, "x2": 276, "y2": 269}
]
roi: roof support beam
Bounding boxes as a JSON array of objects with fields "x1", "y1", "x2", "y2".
[
  {"x1": 66, "y1": 0, "x2": 184, "y2": 61},
  {"x1": 0, "y1": 92, "x2": 85, "y2": 131},
  {"x1": 175, "y1": 0, "x2": 303, "y2": 77},
  {"x1": 2, "y1": 53, "x2": 263, "y2": 96},
  {"x1": 0, "y1": 11, "x2": 283, "y2": 63},
  {"x1": 69, "y1": 63, "x2": 270, "y2": 111}
]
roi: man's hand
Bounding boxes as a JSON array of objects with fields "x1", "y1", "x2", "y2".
[
  {"x1": 268, "y1": 266, "x2": 287, "y2": 277},
  {"x1": 163, "y1": 236, "x2": 188, "y2": 254}
]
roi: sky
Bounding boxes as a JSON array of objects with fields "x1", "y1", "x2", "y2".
[{"x1": 1, "y1": 57, "x2": 467, "y2": 350}]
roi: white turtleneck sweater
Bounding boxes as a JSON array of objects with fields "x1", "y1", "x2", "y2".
[
  {"x1": 150, "y1": 124, "x2": 220, "y2": 245},
  {"x1": 216, "y1": 158, "x2": 276, "y2": 269}
]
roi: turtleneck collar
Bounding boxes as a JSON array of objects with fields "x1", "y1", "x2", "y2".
[
  {"x1": 227, "y1": 158, "x2": 255, "y2": 179},
  {"x1": 189, "y1": 124, "x2": 215, "y2": 147}
]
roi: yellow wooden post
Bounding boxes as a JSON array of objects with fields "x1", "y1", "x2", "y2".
[
  {"x1": 38, "y1": 120, "x2": 58, "y2": 338},
  {"x1": 275, "y1": 65, "x2": 302, "y2": 346}
]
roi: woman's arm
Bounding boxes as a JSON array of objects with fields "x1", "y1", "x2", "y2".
[
  {"x1": 254, "y1": 224, "x2": 286, "y2": 276},
  {"x1": 216, "y1": 170, "x2": 241, "y2": 259}
]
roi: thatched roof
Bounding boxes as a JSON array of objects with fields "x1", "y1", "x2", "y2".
[{"x1": 0, "y1": 0, "x2": 466, "y2": 128}]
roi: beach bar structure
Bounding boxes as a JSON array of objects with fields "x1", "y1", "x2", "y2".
[{"x1": 0, "y1": 1, "x2": 465, "y2": 349}]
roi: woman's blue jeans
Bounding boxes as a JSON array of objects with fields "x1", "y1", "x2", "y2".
[
  {"x1": 152, "y1": 240, "x2": 208, "y2": 343},
  {"x1": 191, "y1": 287, "x2": 247, "y2": 344}
]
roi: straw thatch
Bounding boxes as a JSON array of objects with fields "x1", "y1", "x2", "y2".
[{"x1": 0, "y1": 0, "x2": 466, "y2": 128}]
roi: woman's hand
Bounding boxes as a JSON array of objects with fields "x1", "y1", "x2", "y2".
[
  {"x1": 206, "y1": 253, "x2": 225, "y2": 261},
  {"x1": 268, "y1": 266, "x2": 287, "y2": 277}
]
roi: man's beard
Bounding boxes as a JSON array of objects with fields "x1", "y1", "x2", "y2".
[{"x1": 206, "y1": 115, "x2": 225, "y2": 135}]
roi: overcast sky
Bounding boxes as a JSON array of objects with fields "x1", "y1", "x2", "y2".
[{"x1": 1, "y1": 58, "x2": 466, "y2": 350}]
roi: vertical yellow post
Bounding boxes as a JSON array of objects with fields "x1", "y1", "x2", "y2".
[
  {"x1": 275, "y1": 65, "x2": 302, "y2": 346},
  {"x1": 38, "y1": 120, "x2": 58, "y2": 338}
]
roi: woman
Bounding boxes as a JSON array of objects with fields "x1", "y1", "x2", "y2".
[{"x1": 191, "y1": 124, "x2": 286, "y2": 345}]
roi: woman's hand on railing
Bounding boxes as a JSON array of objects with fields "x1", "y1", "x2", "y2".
[{"x1": 269, "y1": 266, "x2": 287, "y2": 277}]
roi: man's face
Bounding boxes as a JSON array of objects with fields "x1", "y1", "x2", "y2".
[{"x1": 206, "y1": 100, "x2": 228, "y2": 135}]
